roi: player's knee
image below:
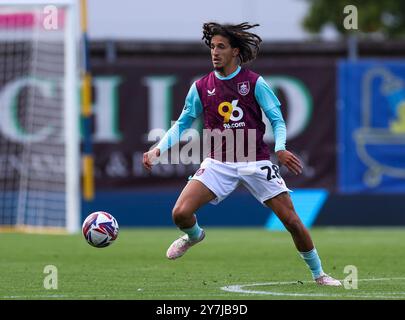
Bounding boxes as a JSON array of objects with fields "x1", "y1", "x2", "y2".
[
  {"x1": 172, "y1": 204, "x2": 193, "y2": 224},
  {"x1": 283, "y1": 214, "x2": 304, "y2": 234}
]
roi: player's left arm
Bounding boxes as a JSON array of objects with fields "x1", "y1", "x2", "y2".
[{"x1": 255, "y1": 76, "x2": 303, "y2": 175}]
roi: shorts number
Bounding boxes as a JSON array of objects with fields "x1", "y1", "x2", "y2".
[{"x1": 260, "y1": 165, "x2": 281, "y2": 181}]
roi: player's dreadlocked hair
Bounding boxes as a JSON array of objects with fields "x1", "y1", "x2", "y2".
[{"x1": 202, "y1": 22, "x2": 262, "y2": 64}]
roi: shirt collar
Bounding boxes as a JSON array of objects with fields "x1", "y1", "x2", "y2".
[{"x1": 214, "y1": 65, "x2": 241, "y2": 80}]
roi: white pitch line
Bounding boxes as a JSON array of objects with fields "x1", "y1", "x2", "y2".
[
  {"x1": 221, "y1": 277, "x2": 405, "y2": 299},
  {"x1": 2, "y1": 277, "x2": 405, "y2": 300}
]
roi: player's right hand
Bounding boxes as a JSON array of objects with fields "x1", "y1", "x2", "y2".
[{"x1": 143, "y1": 148, "x2": 160, "y2": 171}]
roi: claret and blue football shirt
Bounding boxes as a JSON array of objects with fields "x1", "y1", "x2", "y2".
[{"x1": 157, "y1": 66, "x2": 286, "y2": 161}]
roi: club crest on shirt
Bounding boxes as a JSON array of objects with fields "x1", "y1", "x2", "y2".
[{"x1": 237, "y1": 81, "x2": 250, "y2": 96}]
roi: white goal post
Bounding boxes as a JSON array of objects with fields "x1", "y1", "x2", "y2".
[{"x1": 0, "y1": 0, "x2": 80, "y2": 233}]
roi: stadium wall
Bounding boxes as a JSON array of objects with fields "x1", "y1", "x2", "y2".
[{"x1": 82, "y1": 190, "x2": 405, "y2": 227}]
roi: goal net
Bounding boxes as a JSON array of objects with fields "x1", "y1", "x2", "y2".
[{"x1": 0, "y1": 0, "x2": 80, "y2": 233}]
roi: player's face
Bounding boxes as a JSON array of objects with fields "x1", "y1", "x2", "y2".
[{"x1": 210, "y1": 35, "x2": 239, "y2": 71}]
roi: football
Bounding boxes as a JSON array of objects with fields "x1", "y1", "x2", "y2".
[{"x1": 82, "y1": 211, "x2": 119, "y2": 248}]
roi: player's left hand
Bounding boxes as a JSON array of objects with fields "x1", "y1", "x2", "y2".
[{"x1": 276, "y1": 150, "x2": 303, "y2": 175}]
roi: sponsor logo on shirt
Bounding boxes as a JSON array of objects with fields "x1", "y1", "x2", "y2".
[{"x1": 217, "y1": 99, "x2": 246, "y2": 129}]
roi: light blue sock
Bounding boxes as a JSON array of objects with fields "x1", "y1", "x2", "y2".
[
  {"x1": 299, "y1": 248, "x2": 324, "y2": 279},
  {"x1": 181, "y1": 220, "x2": 203, "y2": 241}
]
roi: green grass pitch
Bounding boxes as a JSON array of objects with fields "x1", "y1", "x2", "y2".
[{"x1": 1, "y1": 228, "x2": 404, "y2": 300}]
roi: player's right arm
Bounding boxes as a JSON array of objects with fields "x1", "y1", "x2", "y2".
[{"x1": 143, "y1": 82, "x2": 203, "y2": 171}]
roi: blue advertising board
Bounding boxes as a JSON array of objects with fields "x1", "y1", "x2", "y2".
[{"x1": 339, "y1": 61, "x2": 405, "y2": 193}]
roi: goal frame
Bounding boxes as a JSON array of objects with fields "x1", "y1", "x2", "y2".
[{"x1": 0, "y1": 0, "x2": 80, "y2": 233}]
